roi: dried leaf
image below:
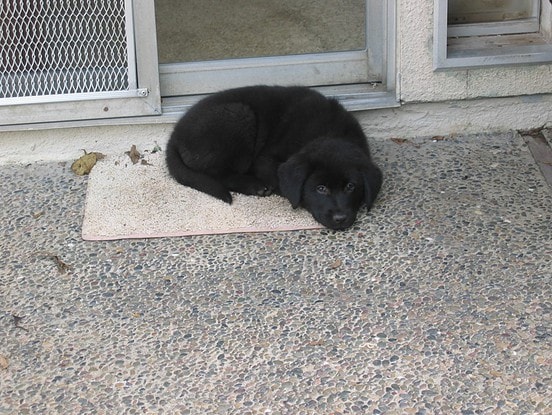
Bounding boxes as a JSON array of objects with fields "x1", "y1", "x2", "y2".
[
  {"x1": 329, "y1": 259, "x2": 342, "y2": 269},
  {"x1": 140, "y1": 159, "x2": 153, "y2": 166},
  {"x1": 34, "y1": 251, "x2": 71, "y2": 274},
  {"x1": 126, "y1": 145, "x2": 141, "y2": 164},
  {"x1": 151, "y1": 142, "x2": 162, "y2": 153},
  {"x1": 12, "y1": 314, "x2": 28, "y2": 332},
  {"x1": 0, "y1": 355, "x2": 8, "y2": 370},
  {"x1": 390, "y1": 137, "x2": 409, "y2": 145},
  {"x1": 52, "y1": 255, "x2": 71, "y2": 274},
  {"x1": 70, "y1": 151, "x2": 105, "y2": 175},
  {"x1": 71, "y1": 152, "x2": 97, "y2": 175},
  {"x1": 32, "y1": 211, "x2": 45, "y2": 219},
  {"x1": 518, "y1": 127, "x2": 545, "y2": 138}
]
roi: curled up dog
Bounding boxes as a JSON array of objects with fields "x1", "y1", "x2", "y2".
[{"x1": 166, "y1": 85, "x2": 382, "y2": 230}]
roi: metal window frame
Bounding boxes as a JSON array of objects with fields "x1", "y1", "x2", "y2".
[
  {"x1": 159, "y1": 0, "x2": 397, "y2": 110},
  {"x1": 434, "y1": 0, "x2": 552, "y2": 70},
  {"x1": 0, "y1": 0, "x2": 161, "y2": 127}
]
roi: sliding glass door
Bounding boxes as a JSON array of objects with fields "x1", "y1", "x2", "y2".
[{"x1": 155, "y1": 1, "x2": 389, "y2": 96}]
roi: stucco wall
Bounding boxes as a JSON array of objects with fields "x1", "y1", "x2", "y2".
[
  {"x1": 398, "y1": 0, "x2": 552, "y2": 103},
  {"x1": 0, "y1": 124, "x2": 173, "y2": 165}
]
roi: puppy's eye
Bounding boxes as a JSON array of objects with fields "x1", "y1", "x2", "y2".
[
  {"x1": 345, "y1": 182, "x2": 355, "y2": 192},
  {"x1": 316, "y1": 185, "x2": 329, "y2": 195}
]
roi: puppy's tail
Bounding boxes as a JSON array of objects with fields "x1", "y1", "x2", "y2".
[{"x1": 165, "y1": 145, "x2": 233, "y2": 204}]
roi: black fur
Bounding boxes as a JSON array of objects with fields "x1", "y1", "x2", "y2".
[{"x1": 166, "y1": 85, "x2": 382, "y2": 230}]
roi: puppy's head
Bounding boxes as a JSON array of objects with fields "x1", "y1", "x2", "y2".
[{"x1": 278, "y1": 145, "x2": 382, "y2": 230}]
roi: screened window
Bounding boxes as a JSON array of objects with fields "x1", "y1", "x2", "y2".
[{"x1": 0, "y1": 0, "x2": 160, "y2": 126}]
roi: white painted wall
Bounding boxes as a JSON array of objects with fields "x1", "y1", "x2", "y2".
[
  {"x1": 0, "y1": 0, "x2": 551, "y2": 164},
  {"x1": 0, "y1": 124, "x2": 174, "y2": 165}
]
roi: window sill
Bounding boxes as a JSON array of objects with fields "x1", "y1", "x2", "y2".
[
  {"x1": 435, "y1": 32, "x2": 552, "y2": 70},
  {"x1": 0, "y1": 85, "x2": 399, "y2": 132}
]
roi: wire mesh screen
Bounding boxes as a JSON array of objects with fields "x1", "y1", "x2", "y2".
[{"x1": 0, "y1": 0, "x2": 131, "y2": 99}]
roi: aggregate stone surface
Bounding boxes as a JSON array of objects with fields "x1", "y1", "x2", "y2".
[{"x1": 0, "y1": 131, "x2": 551, "y2": 414}]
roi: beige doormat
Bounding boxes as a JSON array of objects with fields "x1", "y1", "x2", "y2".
[{"x1": 81, "y1": 152, "x2": 322, "y2": 240}]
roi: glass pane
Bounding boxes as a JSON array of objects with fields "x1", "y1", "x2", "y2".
[
  {"x1": 155, "y1": 0, "x2": 366, "y2": 64},
  {"x1": 448, "y1": 0, "x2": 536, "y2": 24}
]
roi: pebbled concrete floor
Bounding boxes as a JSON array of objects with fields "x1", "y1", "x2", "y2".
[{"x1": 0, "y1": 131, "x2": 551, "y2": 414}]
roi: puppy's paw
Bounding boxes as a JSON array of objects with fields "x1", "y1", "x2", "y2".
[
  {"x1": 223, "y1": 175, "x2": 273, "y2": 197},
  {"x1": 222, "y1": 193, "x2": 233, "y2": 204},
  {"x1": 256, "y1": 186, "x2": 274, "y2": 197}
]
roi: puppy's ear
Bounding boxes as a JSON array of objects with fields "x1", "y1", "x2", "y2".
[
  {"x1": 362, "y1": 162, "x2": 383, "y2": 210},
  {"x1": 278, "y1": 155, "x2": 310, "y2": 208}
]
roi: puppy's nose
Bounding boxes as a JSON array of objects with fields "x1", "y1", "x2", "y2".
[{"x1": 332, "y1": 213, "x2": 347, "y2": 224}]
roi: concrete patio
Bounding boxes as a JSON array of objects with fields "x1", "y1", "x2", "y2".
[{"x1": 0, "y1": 130, "x2": 551, "y2": 414}]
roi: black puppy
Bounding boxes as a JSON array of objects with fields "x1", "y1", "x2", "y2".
[{"x1": 166, "y1": 85, "x2": 382, "y2": 230}]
